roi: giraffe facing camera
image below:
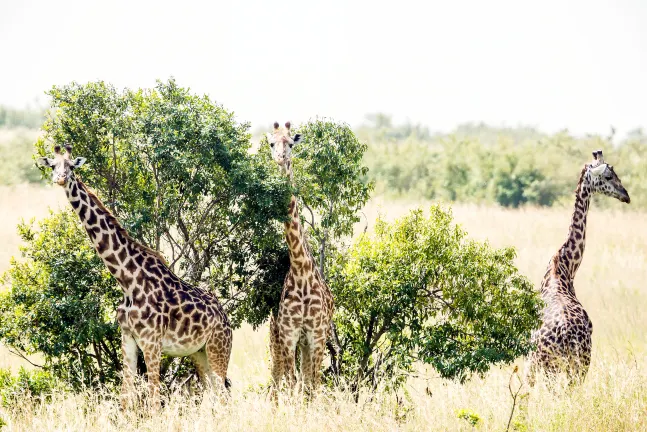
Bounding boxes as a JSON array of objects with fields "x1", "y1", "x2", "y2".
[{"x1": 37, "y1": 145, "x2": 233, "y2": 411}]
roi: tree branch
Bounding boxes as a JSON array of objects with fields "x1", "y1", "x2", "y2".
[{"x1": 6, "y1": 348, "x2": 44, "y2": 369}]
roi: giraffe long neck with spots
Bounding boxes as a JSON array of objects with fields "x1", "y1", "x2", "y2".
[
  {"x1": 284, "y1": 193, "x2": 312, "y2": 268},
  {"x1": 64, "y1": 176, "x2": 147, "y2": 292},
  {"x1": 544, "y1": 167, "x2": 591, "y2": 294},
  {"x1": 282, "y1": 157, "x2": 314, "y2": 269}
]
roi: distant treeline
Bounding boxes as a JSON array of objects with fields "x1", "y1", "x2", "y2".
[
  {"x1": 0, "y1": 106, "x2": 45, "y2": 129},
  {"x1": 1, "y1": 107, "x2": 645, "y2": 209},
  {"x1": 358, "y1": 114, "x2": 647, "y2": 209}
]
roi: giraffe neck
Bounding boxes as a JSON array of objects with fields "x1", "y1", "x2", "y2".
[
  {"x1": 557, "y1": 167, "x2": 592, "y2": 280},
  {"x1": 64, "y1": 176, "x2": 146, "y2": 292},
  {"x1": 282, "y1": 161, "x2": 312, "y2": 268},
  {"x1": 284, "y1": 194, "x2": 311, "y2": 268}
]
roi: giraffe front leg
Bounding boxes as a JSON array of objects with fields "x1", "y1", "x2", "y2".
[
  {"x1": 269, "y1": 315, "x2": 283, "y2": 406},
  {"x1": 281, "y1": 324, "x2": 300, "y2": 396},
  {"x1": 142, "y1": 340, "x2": 162, "y2": 412},
  {"x1": 120, "y1": 331, "x2": 139, "y2": 410}
]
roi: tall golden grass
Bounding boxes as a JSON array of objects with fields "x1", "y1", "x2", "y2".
[{"x1": 0, "y1": 186, "x2": 645, "y2": 431}]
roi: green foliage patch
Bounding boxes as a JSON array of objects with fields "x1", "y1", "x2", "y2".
[{"x1": 328, "y1": 206, "x2": 542, "y2": 392}]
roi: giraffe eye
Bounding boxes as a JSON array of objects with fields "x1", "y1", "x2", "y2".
[{"x1": 270, "y1": 142, "x2": 274, "y2": 148}]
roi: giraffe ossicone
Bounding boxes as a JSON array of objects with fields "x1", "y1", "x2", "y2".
[
  {"x1": 37, "y1": 145, "x2": 233, "y2": 410},
  {"x1": 525, "y1": 149, "x2": 629, "y2": 388}
]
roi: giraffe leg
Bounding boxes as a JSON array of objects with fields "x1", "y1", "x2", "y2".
[
  {"x1": 205, "y1": 328, "x2": 233, "y2": 403},
  {"x1": 120, "y1": 332, "x2": 139, "y2": 410},
  {"x1": 190, "y1": 350, "x2": 210, "y2": 388},
  {"x1": 299, "y1": 337, "x2": 312, "y2": 396},
  {"x1": 142, "y1": 341, "x2": 162, "y2": 412},
  {"x1": 523, "y1": 354, "x2": 537, "y2": 388},
  {"x1": 282, "y1": 325, "x2": 300, "y2": 395},
  {"x1": 271, "y1": 321, "x2": 299, "y2": 402},
  {"x1": 269, "y1": 315, "x2": 283, "y2": 405},
  {"x1": 309, "y1": 338, "x2": 327, "y2": 394},
  {"x1": 567, "y1": 353, "x2": 590, "y2": 387}
]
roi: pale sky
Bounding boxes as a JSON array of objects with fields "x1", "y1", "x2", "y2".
[{"x1": 1, "y1": 0, "x2": 645, "y2": 136}]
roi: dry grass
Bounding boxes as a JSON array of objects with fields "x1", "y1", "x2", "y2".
[{"x1": 0, "y1": 187, "x2": 645, "y2": 430}]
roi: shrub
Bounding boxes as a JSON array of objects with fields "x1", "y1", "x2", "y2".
[
  {"x1": 0, "y1": 367, "x2": 60, "y2": 407},
  {"x1": 0, "y1": 210, "x2": 121, "y2": 389},
  {"x1": 327, "y1": 206, "x2": 542, "y2": 394}
]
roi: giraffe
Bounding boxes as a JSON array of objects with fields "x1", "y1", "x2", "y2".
[
  {"x1": 266, "y1": 122, "x2": 335, "y2": 401},
  {"x1": 525, "y1": 150, "x2": 630, "y2": 387},
  {"x1": 37, "y1": 145, "x2": 233, "y2": 410}
]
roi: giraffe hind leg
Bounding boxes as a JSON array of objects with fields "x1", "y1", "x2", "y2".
[
  {"x1": 205, "y1": 327, "x2": 233, "y2": 402},
  {"x1": 270, "y1": 316, "x2": 300, "y2": 403},
  {"x1": 523, "y1": 354, "x2": 538, "y2": 388},
  {"x1": 190, "y1": 350, "x2": 211, "y2": 389}
]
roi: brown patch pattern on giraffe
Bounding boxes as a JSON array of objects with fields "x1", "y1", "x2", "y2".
[
  {"x1": 38, "y1": 145, "x2": 233, "y2": 410},
  {"x1": 525, "y1": 150, "x2": 629, "y2": 387},
  {"x1": 266, "y1": 122, "x2": 335, "y2": 401}
]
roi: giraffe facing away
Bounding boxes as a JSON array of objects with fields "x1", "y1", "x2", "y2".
[
  {"x1": 525, "y1": 150, "x2": 630, "y2": 387},
  {"x1": 37, "y1": 145, "x2": 233, "y2": 410},
  {"x1": 266, "y1": 122, "x2": 335, "y2": 401}
]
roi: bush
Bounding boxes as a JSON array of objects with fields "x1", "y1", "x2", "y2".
[
  {"x1": 327, "y1": 206, "x2": 542, "y2": 393},
  {"x1": 0, "y1": 210, "x2": 121, "y2": 389},
  {"x1": 0, "y1": 367, "x2": 60, "y2": 407}
]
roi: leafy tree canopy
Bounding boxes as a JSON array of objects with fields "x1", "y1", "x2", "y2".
[{"x1": 328, "y1": 206, "x2": 542, "y2": 393}]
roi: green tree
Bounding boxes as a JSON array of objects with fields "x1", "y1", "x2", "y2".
[
  {"x1": 287, "y1": 119, "x2": 373, "y2": 275},
  {"x1": 327, "y1": 206, "x2": 542, "y2": 396},
  {"x1": 32, "y1": 79, "x2": 293, "y2": 324},
  {"x1": 1, "y1": 79, "x2": 292, "y2": 388},
  {"x1": 0, "y1": 210, "x2": 121, "y2": 388}
]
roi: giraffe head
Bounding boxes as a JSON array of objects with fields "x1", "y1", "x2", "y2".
[
  {"x1": 37, "y1": 145, "x2": 87, "y2": 186},
  {"x1": 266, "y1": 121, "x2": 302, "y2": 175},
  {"x1": 587, "y1": 150, "x2": 630, "y2": 203}
]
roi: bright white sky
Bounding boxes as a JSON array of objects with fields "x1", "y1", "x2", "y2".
[{"x1": 1, "y1": 0, "x2": 645, "y2": 136}]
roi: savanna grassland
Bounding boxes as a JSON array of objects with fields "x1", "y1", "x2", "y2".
[{"x1": 0, "y1": 184, "x2": 645, "y2": 431}]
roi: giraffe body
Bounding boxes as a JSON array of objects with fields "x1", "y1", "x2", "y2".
[
  {"x1": 526, "y1": 150, "x2": 629, "y2": 386},
  {"x1": 266, "y1": 122, "x2": 334, "y2": 400},
  {"x1": 38, "y1": 145, "x2": 232, "y2": 410}
]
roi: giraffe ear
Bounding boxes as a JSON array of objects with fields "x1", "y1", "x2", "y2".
[
  {"x1": 37, "y1": 157, "x2": 55, "y2": 168},
  {"x1": 292, "y1": 133, "x2": 302, "y2": 144},
  {"x1": 266, "y1": 133, "x2": 276, "y2": 145},
  {"x1": 590, "y1": 163, "x2": 607, "y2": 177},
  {"x1": 72, "y1": 157, "x2": 86, "y2": 168}
]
